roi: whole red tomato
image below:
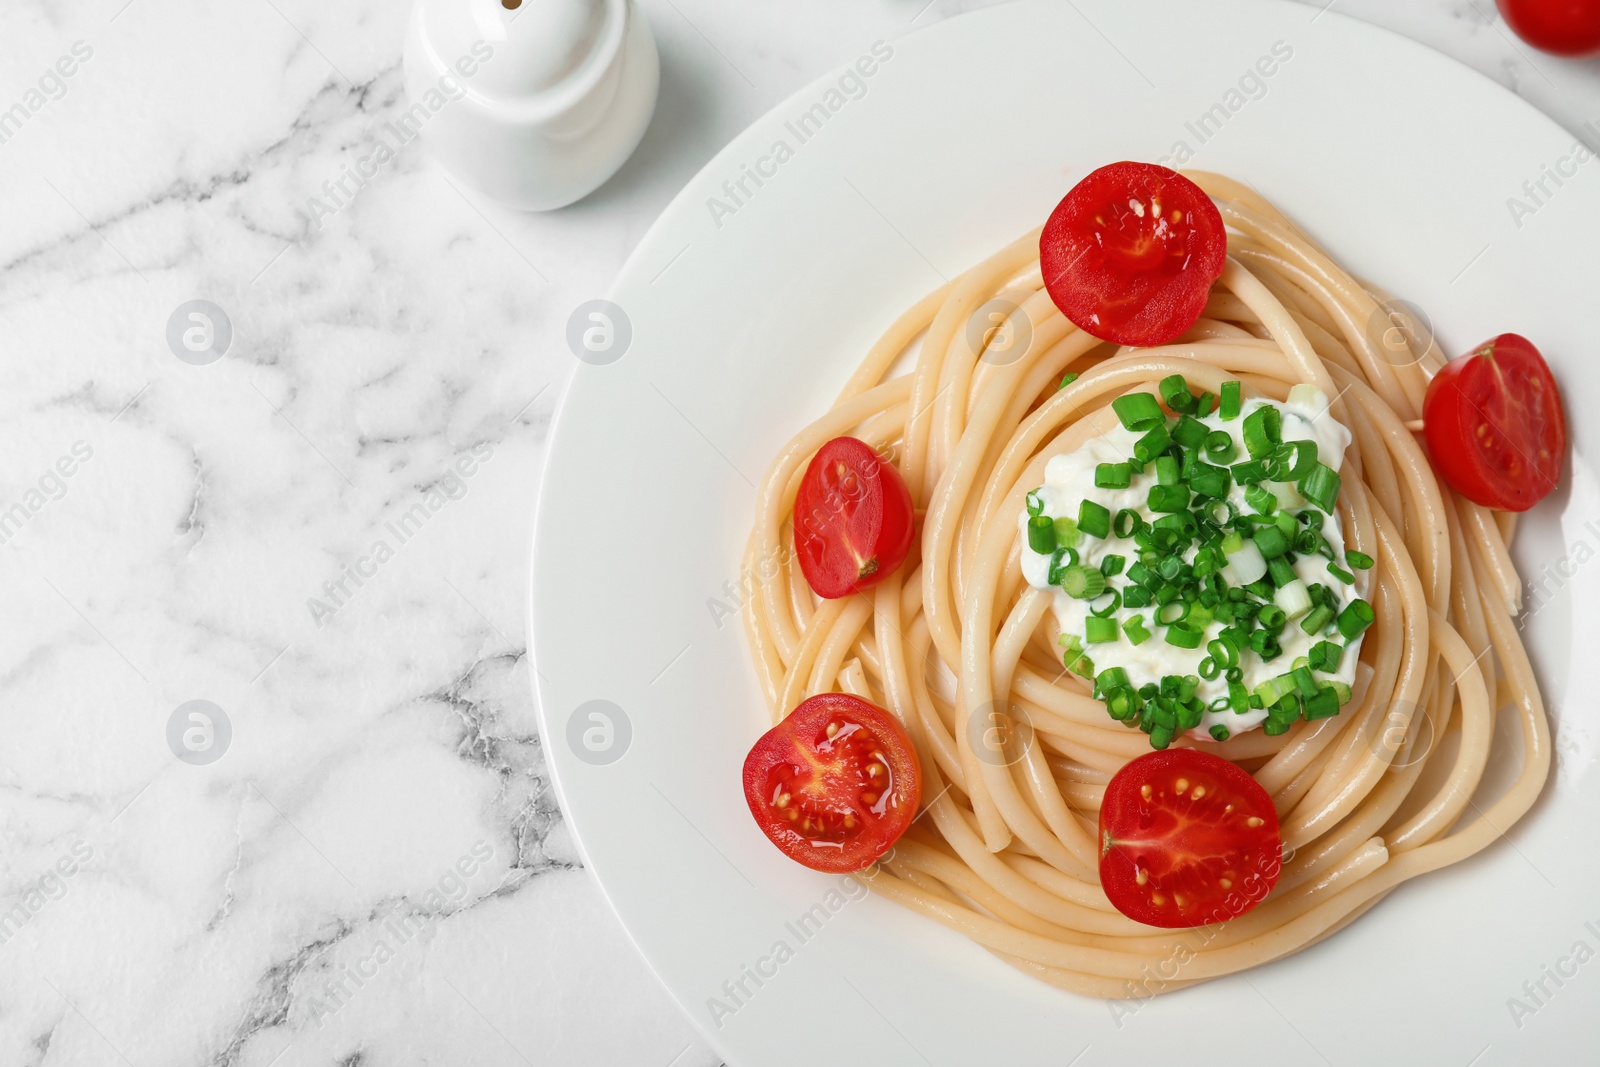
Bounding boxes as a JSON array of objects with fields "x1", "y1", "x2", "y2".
[{"x1": 1498, "y1": 0, "x2": 1600, "y2": 56}]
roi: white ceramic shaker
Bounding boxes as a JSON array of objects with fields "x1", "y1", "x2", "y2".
[{"x1": 402, "y1": 0, "x2": 659, "y2": 211}]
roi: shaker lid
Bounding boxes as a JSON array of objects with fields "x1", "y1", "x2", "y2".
[{"x1": 414, "y1": 0, "x2": 625, "y2": 104}]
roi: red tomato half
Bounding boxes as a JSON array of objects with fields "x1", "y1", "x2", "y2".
[
  {"x1": 1099, "y1": 749, "x2": 1281, "y2": 928},
  {"x1": 1423, "y1": 333, "x2": 1566, "y2": 512},
  {"x1": 1040, "y1": 162, "x2": 1228, "y2": 348},
  {"x1": 793, "y1": 436, "x2": 914, "y2": 599},
  {"x1": 1498, "y1": 0, "x2": 1600, "y2": 56},
  {"x1": 742, "y1": 693, "x2": 922, "y2": 873}
]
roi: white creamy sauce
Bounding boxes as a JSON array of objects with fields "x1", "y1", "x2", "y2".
[{"x1": 1019, "y1": 390, "x2": 1366, "y2": 739}]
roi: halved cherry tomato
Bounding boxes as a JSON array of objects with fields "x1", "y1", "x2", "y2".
[
  {"x1": 742, "y1": 693, "x2": 922, "y2": 873},
  {"x1": 793, "y1": 436, "x2": 914, "y2": 599},
  {"x1": 1040, "y1": 162, "x2": 1227, "y2": 348},
  {"x1": 1099, "y1": 749, "x2": 1281, "y2": 928},
  {"x1": 1498, "y1": 0, "x2": 1600, "y2": 56},
  {"x1": 1423, "y1": 333, "x2": 1566, "y2": 512}
]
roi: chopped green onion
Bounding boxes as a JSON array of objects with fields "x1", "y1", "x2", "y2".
[
  {"x1": 1244, "y1": 484, "x2": 1279, "y2": 515},
  {"x1": 1133, "y1": 424, "x2": 1172, "y2": 464},
  {"x1": 1299, "y1": 462, "x2": 1341, "y2": 512},
  {"x1": 1025, "y1": 489, "x2": 1044, "y2": 518},
  {"x1": 1232, "y1": 458, "x2": 1268, "y2": 485},
  {"x1": 1337, "y1": 598, "x2": 1374, "y2": 639},
  {"x1": 1100, "y1": 554, "x2": 1126, "y2": 577},
  {"x1": 1242, "y1": 405, "x2": 1281, "y2": 458},
  {"x1": 1078, "y1": 500, "x2": 1111, "y2": 539},
  {"x1": 1197, "y1": 391, "x2": 1218, "y2": 417},
  {"x1": 1220, "y1": 381, "x2": 1242, "y2": 420},
  {"x1": 1058, "y1": 371, "x2": 1079, "y2": 390},
  {"x1": 1123, "y1": 585, "x2": 1153, "y2": 608},
  {"x1": 1303, "y1": 686, "x2": 1341, "y2": 720},
  {"x1": 1346, "y1": 550, "x2": 1375, "y2": 570},
  {"x1": 1085, "y1": 616, "x2": 1119, "y2": 643},
  {"x1": 1261, "y1": 718, "x2": 1290, "y2": 736},
  {"x1": 1148, "y1": 484, "x2": 1190, "y2": 513},
  {"x1": 1256, "y1": 604, "x2": 1287, "y2": 633},
  {"x1": 1203, "y1": 431, "x2": 1237, "y2": 464},
  {"x1": 1307, "y1": 641, "x2": 1343, "y2": 672},
  {"x1": 1228, "y1": 680, "x2": 1249, "y2": 714},
  {"x1": 1113, "y1": 508, "x2": 1143, "y2": 538},
  {"x1": 1188, "y1": 462, "x2": 1232, "y2": 500},
  {"x1": 1198, "y1": 656, "x2": 1222, "y2": 680},
  {"x1": 1222, "y1": 538, "x2": 1267, "y2": 585},
  {"x1": 1053, "y1": 516, "x2": 1081, "y2": 547},
  {"x1": 1327, "y1": 561, "x2": 1356, "y2": 584},
  {"x1": 1299, "y1": 604, "x2": 1335, "y2": 635},
  {"x1": 1253, "y1": 525, "x2": 1290, "y2": 559},
  {"x1": 1059, "y1": 564, "x2": 1107, "y2": 599},
  {"x1": 1122, "y1": 614, "x2": 1151, "y2": 645},
  {"x1": 1159, "y1": 374, "x2": 1197, "y2": 414},
  {"x1": 1172, "y1": 415, "x2": 1209, "y2": 449},
  {"x1": 1155, "y1": 600, "x2": 1190, "y2": 626},
  {"x1": 1148, "y1": 724, "x2": 1174, "y2": 750},
  {"x1": 1155, "y1": 455, "x2": 1181, "y2": 485},
  {"x1": 1267, "y1": 557, "x2": 1297, "y2": 588},
  {"x1": 1210, "y1": 724, "x2": 1230, "y2": 741},
  {"x1": 1089, "y1": 589, "x2": 1123, "y2": 617},
  {"x1": 1112, "y1": 392, "x2": 1166, "y2": 431},
  {"x1": 1027, "y1": 514, "x2": 1055, "y2": 553},
  {"x1": 1095, "y1": 462, "x2": 1132, "y2": 489},
  {"x1": 1282, "y1": 440, "x2": 1319, "y2": 480},
  {"x1": 1164, "y1": 625, "x2": 1202, "y2": 649},
  {"x1": 1096, "y1": 666, "x2": 1131, "y2": 693}
]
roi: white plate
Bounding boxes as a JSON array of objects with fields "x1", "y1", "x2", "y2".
[{"x1": 531, "y1": 2, "x2": 1600, "y2": 1062}]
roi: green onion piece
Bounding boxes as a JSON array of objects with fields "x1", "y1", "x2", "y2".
[
  {"x1": 1299, "y1": 462, "x2": 1341, "y2": 512},
  {"x1": 1058, "y1": 372, "x2": 1079, "y2": 390},
  {"x1": 1188, "y1": 463, "x2": 1232, "y2": 500},
  {"x1": 1346, "y1": 550, "x2": 1375, "y2": 570},
  {"x1": 1089, "y1": 589, "x2": 1123, "y2": 617},
  {"x1": 1072, "y1": 654, "x2": 1095, "y2": 678},
  {"x1": 1257, "y1": 605, "x2": 1287, "y2": 633},
  {"x1": 1123, "y1": 585, "x2": 1153, "y2": 608},
  {"x1": 1085, "y1": 616, "x2": 1119, "y2": 644},
  {"x1": 1198, "y1": 656, "x2": 1222, "y2": 680},
  {"x1": 1105, "y1": 686, "x2": 1139, "y2": 720},
  {"x1": 1220, "y1": 381, "x2": 1242, "y2": 420},
  {"x1": 1327, "y1": 561, "x2": 1356, "y2": 584},
  {"x1": 1267, "y1": 557, "x2": 1297, "y2": 588},
  {"x1": 1228, "y1": 680, "x2": 1249, "y2": 714},
  {"x1": 1283, "y1": 440, "x2": 1319, "y2": 479},
  {"x1": 1337, "y1": 598, "x2": 1375, "y2": 639},
  {"x1": 1100, "y1": 554, "x2": 1126, "y2": 577},
  {"x1": 1148, "y1": 484, "x2": 1190, "y2": 513},
  {"x1": 1221, "y1": 530, "x2": 1245, "y2": 555},
  {"x1": 1303, "y1": 686, "x2": 1341, "y2": 720},
  {"x1": 1155, "y1": 582, "x2": 1182, "y2": 605},
  {"x1": 1126, "y1": 561, "x2": 1156, "y2": 587},
  {"x1": 1155, "y1": 455, "x2": 1181, "y2": 486},
  {"x1": 1133, "y1": 424, "x2": 1172, "y2": 464},
  {"x1": 1197, "y1": 391, "x2": 1218, "y2": 417},
  {"x1": 1172, "y1": 415, "x2": 1209, "y2": 449},
  {"x1": 1261, "y1": 718, "x2": 1289, "y2": 737},
  {"x1": 1242, "y1": 405, "x2": 1281, "y2": 458},
  {"x1": 1078, "y1": 500, "x2": 1111, "y2": 539},
  {"x1": 1156, "y1": 600, "x2": 1189, "y2": 626},
  {"x1": 1203, "y1": 430, "x2": 1237, "y2": 464},
  {"x1": 1299, "y1": 604, "x2": 1335, "y2": 635},
  {"x1": 1059, "y1": 564, "x2": 1107, "y2": 599},
  {"x1": 1164, "y1": 625, "x2": 1202, "y2": 649},
  {"x1": 1307, "y1": 640, "x2": 1343, "y2": 672},
  {"x1": 1290, "y1": 664, "x2": 1318, "y2": 697},
  {"x1": 1095, "y1": 462, "x2": 1132, "y2": 489},
  {"x1": 1231, "y1": 458, "x2": 1268, "y2": 485},
  {"x1": 1027, "y1": 514, "x2": 1055, "y2": 553},
  {"x1": 1160, "y1": 374, "x2": 1197, "y2": 414},
  {"x1": 1112, "y1": 392, "x2": 1166, "y2": 431},
  {"x1": 1209, "y1": 723, "x2": 1230, "y2": 741},
  {"x1": 1113, "y1": 508, "x2": 1142, "y2": 538},
  {"x1": 1244, "y1": 484, "x2": 1278, "y2": 515},
  {"x1": 1025, "y1": 489, "x2": 1044, "y2": 518},
  {"x1": 1053, "y1": 516, "x2": 1081, "y2": 547},
  {"x1": 1253, "y1": 525, "x2": 1290, "y2": 559},
  {"x1": 1096, "y1": 666, "x2": 1131, "y2": 693},
  {"x1": 1122, "y1": 614, "x2": 1151, "y2": 645},
  {"x1": 1148, "y1": 724, "x2": 1173, "y2": 750},
  {"x1": 1330, "y1": 681, "x2": 1353, "y2": 705}
]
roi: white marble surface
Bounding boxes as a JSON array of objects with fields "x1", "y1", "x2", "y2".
[{"x1": 0, "y1": 1, "x2": 1596, "y2": 1064}]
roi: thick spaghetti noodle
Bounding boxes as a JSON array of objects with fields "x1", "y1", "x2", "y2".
[{"x1": 741, "y1": 172, "x2": 1550, "y2": 996}]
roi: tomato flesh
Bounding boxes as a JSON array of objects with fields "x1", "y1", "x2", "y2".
[
  {"x1": 1099, "y1": 749, "x2": 1281, "y2": 928},
  {"x1": 1040, "y1": 161, "x2": 1227, "y2": 348},
  {"x1": 1498, "y1": 0, "x2": 1600, "y2": 56},
  {"x1": 793, "y1": 436, "x2": 914, "y2": 599},
  {"x1": 1423, "y1": 333, "x2": 1566, "y2": 512},
  {"x1": 743, "y1": 693, "x2": 922, "y2": 873}
]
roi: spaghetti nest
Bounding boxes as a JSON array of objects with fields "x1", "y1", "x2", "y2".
[{"x1": 742, "y1": 171, "x2": 1550, "y2": 997}]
